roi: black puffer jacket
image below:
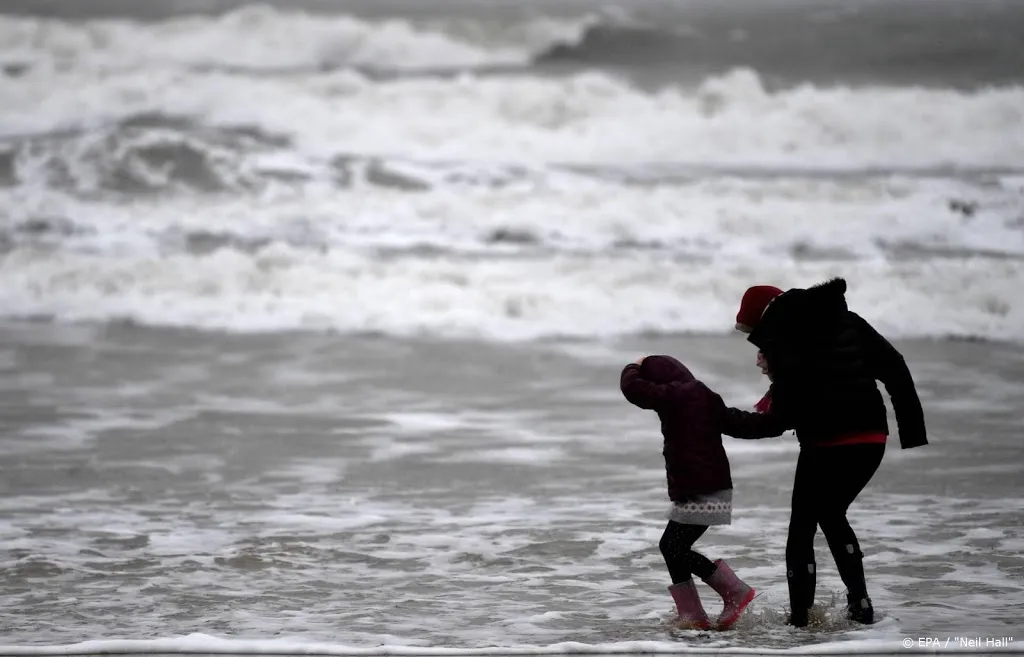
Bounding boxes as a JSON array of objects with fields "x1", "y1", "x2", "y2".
[{"x1": 745, "y1": 277, "x2": 928, "y2": 449}]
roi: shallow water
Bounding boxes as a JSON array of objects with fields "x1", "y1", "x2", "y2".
[{"x1": 1, "y1": 323, "x2": 1021, "y2": 651}]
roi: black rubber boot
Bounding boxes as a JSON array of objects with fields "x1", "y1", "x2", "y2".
[
  {"x1": 786, "y1": 561, "x2": 816, "y2": 627},
  {"x1": 787, "y1": 607, "x2": 810, "y2": 628},
  {"x1": 846, "y1": 593, "x2": 875, "y2": 625}
]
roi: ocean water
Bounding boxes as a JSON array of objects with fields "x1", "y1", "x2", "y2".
[
  {"x1": 0, "y1": 326, "x2": 1022, "y2": 656},
  {"x1": 1, "y1": 0, "x2": 1023, "y2": 655}
]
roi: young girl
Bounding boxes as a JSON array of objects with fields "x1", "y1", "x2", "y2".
[{"x1": 620, "y1": 354, "x2": 762, "y2": 630}]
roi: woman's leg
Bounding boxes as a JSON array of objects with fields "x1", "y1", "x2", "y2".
[
  {"x1": 659, "y1": 521, "x2": 711, "y2": 583},
  {"x1": 786, "y1": 449, "x2": 820, "y2": 625},
  {"x1": 815, "y1": 444, "x2": 885, "y2": 621}
]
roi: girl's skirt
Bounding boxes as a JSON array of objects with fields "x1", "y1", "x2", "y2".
[{"x1": 666, "y1": 488, "x2": 733, "y2": 526}]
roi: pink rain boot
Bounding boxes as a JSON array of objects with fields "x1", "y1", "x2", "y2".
[
  {"x1": 704, "y1": 559, "x2": 756, "y2": 630},
  {"x1": 668, "y1": 580, "x2": 711, "y2": 630}
]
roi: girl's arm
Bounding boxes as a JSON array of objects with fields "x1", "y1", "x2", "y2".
[
  {"x1": 620, "y1": 364, "x2": 696, "y2": 410},
  {"x1": 720, "y1": 404, "x2": 791, "y2": 439}
]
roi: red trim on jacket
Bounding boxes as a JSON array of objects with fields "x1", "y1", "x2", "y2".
[
  {"x1": 752, "y1": 390, "x2": 886, "y2": 448},
  {"x1": 815, "y1": 432, "x2": 888, "y2": 448}
]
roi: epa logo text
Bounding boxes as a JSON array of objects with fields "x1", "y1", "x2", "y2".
[{"x1": 903, "y1": 637, "x2": 1015, "y2": 649}]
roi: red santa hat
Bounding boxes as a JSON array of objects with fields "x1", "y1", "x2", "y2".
[{"x1": 735, "y1": 285, "x2": 784, "y2": 333}]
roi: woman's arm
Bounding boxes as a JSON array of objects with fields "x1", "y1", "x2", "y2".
[{"x1": 851, "y1": 312, "x2": 928, "y2": 449}]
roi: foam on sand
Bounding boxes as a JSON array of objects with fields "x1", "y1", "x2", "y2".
[{"x1": 1, "y1": 633, "x2": 1021, "y2": 655}]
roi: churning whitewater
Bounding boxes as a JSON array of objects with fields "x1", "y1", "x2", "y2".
[{"x1": 2, "y1": 5, "x2": 1023, "y2": 343}]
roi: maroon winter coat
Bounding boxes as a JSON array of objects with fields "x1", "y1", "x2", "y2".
[{"x1": 620, "y1": 355, "x2": 782, "y2": 501}]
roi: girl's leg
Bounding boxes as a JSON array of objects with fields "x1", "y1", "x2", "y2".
[
  {"x1": 685, "y1": 548, "x2": 718, "y2": 581},
  {"x1": 661, "y1": 518, "x2": 756, "y2": 629},
  {"x1": 659, "y1": 521, "x2": 709, "y2": 583},
  {"x1": 660, "y1": 521, "x2": 713, "y2": 627}
]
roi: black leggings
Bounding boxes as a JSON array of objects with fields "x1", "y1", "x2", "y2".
[
  {"x1": 659, "y1": 521, "x2": 718, "y2": 584},
  {"x1": 786, "y1": 443, "x2": 885, "y2": 611}
]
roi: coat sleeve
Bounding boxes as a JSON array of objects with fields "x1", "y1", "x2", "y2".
[
  {"x1": 620, "y1": 364, "x2": 697, "y2": 410},
  {"x1": 850, "y1": 313, "x2": 928, "y2": 449},
  {"x1": 720, "y1": 404, "x2": 791, "y2": 439}
]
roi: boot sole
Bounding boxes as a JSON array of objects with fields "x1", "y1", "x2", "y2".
[{"x1": 716, "y1": 587, "x2": 757, "y2": 630}]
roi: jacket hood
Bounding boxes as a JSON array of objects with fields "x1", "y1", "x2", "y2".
[
  {"x1": 749, "y1": 277, "x2": 850, "y2": 347},
  {"x1": 804, "y1": 277, "x2": 849, "y2": 316},
  {"x1": 639, "y1": 355, "x2": 695, "y2": 384}
]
